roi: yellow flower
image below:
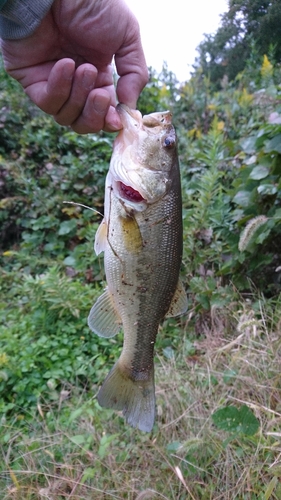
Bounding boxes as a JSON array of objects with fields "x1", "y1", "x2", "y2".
[
  {"x1": 0, "y1": 353, "x2": 9, "y2": 367},
  {"x1": 211, "y1": 115, "x2": 225, "y2": 134},
  {"x1": 188, "y1": 128, "x2": 202, "y2": 139},
  {"x1": 180, "y1": 82, "x2": 194, "y2": 98},
  {"x1": 261, "y1": 54, "x2": 273, "y2": 80},
  {"x1": 159, "y1": 84, "x2": 169, "y2": 99},
  {"x1": 2, "y1": 251, "x2": 14, "y2": 257},
  {"x1": 239, "y1": 88, "x2": 253, "y2": 107}
]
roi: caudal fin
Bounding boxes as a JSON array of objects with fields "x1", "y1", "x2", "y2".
[{"x1": 97, "y1": 362, "x2": 155, "y2": 432}]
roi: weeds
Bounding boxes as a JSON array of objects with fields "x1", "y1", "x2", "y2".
[
  {"x1": 2, "y1": 53, "x2": 281, "y2": 498},
  {"x1": 0, "y1": 295, "x2": 281, "y2": 499}
]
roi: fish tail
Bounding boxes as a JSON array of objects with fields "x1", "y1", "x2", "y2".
[{"x1": 97, "y1": 361, "x2": 155, "y2": 432}]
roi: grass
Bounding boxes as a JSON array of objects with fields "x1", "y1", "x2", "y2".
[
  {"x1": 2, "y1": 52, "x2": 281, "y2": 499},
  {"x1": 1, "y1": 295, "x2": 281, "y2": 499}
]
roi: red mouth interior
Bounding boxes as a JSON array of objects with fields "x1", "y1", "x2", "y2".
[{"x1": 119, "y1": 182, "x2": 144, "y2": 202}]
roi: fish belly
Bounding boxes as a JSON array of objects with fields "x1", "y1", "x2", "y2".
[{"x1": 97, "y1": 187, "x2": 182, "y2": 431}]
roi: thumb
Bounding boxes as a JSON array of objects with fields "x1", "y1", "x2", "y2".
[
  {"x1": 114, "y1": 28, "x2": 148, "y2": 108},
  {"x1": 116, "y1": 69, "x2": 148, "y2": 109}
]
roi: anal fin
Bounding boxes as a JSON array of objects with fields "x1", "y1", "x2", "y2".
[{"x1": 88, "y1": 288, "x2": 122, "y2": 338}]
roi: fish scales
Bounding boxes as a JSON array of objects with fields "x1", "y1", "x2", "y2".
[
  {"x1": 88, "y1": 104, "x2": 187, "y2": 431},
  {"x1": 106, "y1": 182, "x2": 182, "y2": 375}
]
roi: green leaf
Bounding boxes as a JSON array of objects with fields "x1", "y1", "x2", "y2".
[
  {"x1": 265, "y1": 134, "x2": 281, "y2": 153},
  {"x1": 69, "y1": 434, "x2": 87, "y2": 445},
  {"x1": 257, "y1": 184, "x2": 277, "y2": 196},
  {"x1": 264, "y1": 477, "x2": 278, "y2": 500},
  {"x1": 0, "y1": 370, "x2": 8, "y2": 381},
  {"x1": 255, "y1": 229, "x2": 272, "y2": 244},
  {"x1": 163, "y1": 346, "x2": 175, "y2": 359},
  {"x1": 166, "y1": 441, "x2": 182, "y2": 452},
  {"x1": 240, "y1": 136, "x2": 257, "y2": 154},
  {"x1": 98, "y1": 434, "x2": 119, "y2": 459},
  {"x1": 212, "y1": 405, "x2": 259, "y2": 436},
  {"x1": 249, "y1": 165, "x2": 269, "y2": 180},
  {"x1": 68, "y1": 407, "x2": 84, "y2": 423},
  {"x1": 58, "y1": 220, "x2": 77, "y2": 235},
  {"x1": 232, "y1": 190, "x2": 251, "y2": 207},
  {"x1": 197, "y1": 294, "x2": 210, "y2": 310},
  {"x1": 81, "y1": 467, "x2": 96, "y2": 484},
  {"x1": 223, "y1": 369, "x2": 237, "y2": 384},
  {"x1": 63, "y1": 256, "x2": 76, "y2": 266},
  {"x1": 273, "y1": 208, "x2": 281, "y2": 220}
]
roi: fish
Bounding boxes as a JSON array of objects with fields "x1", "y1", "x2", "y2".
[{"x1": 88, "y1": 104, "x2": 187, "y2": 432}]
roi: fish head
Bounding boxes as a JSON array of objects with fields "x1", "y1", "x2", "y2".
[{"x1": 109, "y1": 104, "x2": 178, "y2": 212}]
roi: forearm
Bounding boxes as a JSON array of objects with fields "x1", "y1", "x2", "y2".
[{"x1": 0, "y1": 0, "x2": 54, "y2": 39}]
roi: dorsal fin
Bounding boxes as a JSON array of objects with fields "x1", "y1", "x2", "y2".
[{"x1": 166, "y1": 278, "x2": 188, "y2": 318}]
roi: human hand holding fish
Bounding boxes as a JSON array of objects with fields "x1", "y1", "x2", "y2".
[
  {"x1": 0, "y1": 0, "x2": 148, "y2": 133},
  {"x1": 88, "y1": 104, "x2": 188, "y2": 432}
]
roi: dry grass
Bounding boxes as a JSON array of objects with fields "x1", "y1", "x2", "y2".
[{"x1": 1, "y1": 297, "x2": 281, "y2": 499}]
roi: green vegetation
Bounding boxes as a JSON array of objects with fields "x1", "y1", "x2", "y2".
[
  {"x1": 1, "y1": 49, "x2": 281, "y2": 498},
  {"x1": 194, "y1": 0, "x2": 281, "y2": 85}
]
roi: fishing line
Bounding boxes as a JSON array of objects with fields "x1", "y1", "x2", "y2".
[{"x1": 62, "y1": 201, "x2": 103, "y2": 218}]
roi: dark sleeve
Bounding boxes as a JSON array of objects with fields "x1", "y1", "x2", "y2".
[{"x1": 0, "y1": 0, "x2": 55, "y2": 39}]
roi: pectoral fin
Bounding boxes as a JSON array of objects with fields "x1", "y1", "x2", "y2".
[
  {"x1": 166, "y1": 279, "x2": 188, "y2": 318},
  {"x1": 94, "y1": 219, "x2": 107, "y2": 255},
  {"x1": 120, "y1": 215, "x2": 143, "y2": 253},
  {"x1": 88, "y1": 288, "x2": 122, "y2": 338}
]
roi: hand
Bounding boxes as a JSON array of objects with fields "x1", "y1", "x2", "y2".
[{"x1": 0, "y1": 0, "x2": 148, "y2": 133}]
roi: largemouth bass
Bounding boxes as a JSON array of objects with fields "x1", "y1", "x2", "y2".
[{"x1": 88, "y1": 104, "x2": 187, "y2": 432}]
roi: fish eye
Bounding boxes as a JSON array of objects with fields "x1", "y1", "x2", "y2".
[{"x1": 164, "y1": 136, "x2": 175, "y2": 149}]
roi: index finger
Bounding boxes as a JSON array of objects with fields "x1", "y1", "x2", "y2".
[{"x1": 24, "y1": 59, "x2": 76, "y2": 115}]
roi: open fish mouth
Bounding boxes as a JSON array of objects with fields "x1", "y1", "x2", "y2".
[{"x1": 116, "y1": 103, "x2": 173, "y2": 134}]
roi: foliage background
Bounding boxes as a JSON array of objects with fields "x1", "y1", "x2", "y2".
[{"x1": 2, "y1": 2, "x2": 281, "y2": 496}]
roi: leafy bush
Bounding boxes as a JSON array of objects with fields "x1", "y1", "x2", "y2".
[
  {"x1": 0, "y1": 265, "x2": 123, "y2": 417},
  {"x1": 0, "y1": 58, "x2": 117, "y2": 418},
  {"x1": 178, "y1": 60, "x2": 281, "y2": 299},
  {"x1": 0, "y1": 56, "x2": 113, "y2": 262},
  {"x1": 1, "y1": 52, "x2": 281, "y2": 427}
]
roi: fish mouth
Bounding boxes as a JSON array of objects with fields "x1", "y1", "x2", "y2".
[
  {"x1": 116, "y1": 103, "x2": 173, "y2": 132},
  {"x1": 116, "y1": 104, "x2": 142, "y2": 129},
  {"x1": 111, "y1": 104, "x2": 174, "y2": 208}
]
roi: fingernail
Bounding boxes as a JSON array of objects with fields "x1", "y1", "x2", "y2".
[
  {"x1": 106, "y1": 107, "x2": 123, "y2": 131},
  {"x1": 93, "y1": 95, "x2": 109, "y2": 114},
  {"x1": 63, "y1": 63, "x2": 75, "y2": 80},
  {"x1": 83, "y1": 69, "x2": 95, "y2": 89},
  {"x1": 108, "y1": 119, "x2": 122, "y2": 131}
]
